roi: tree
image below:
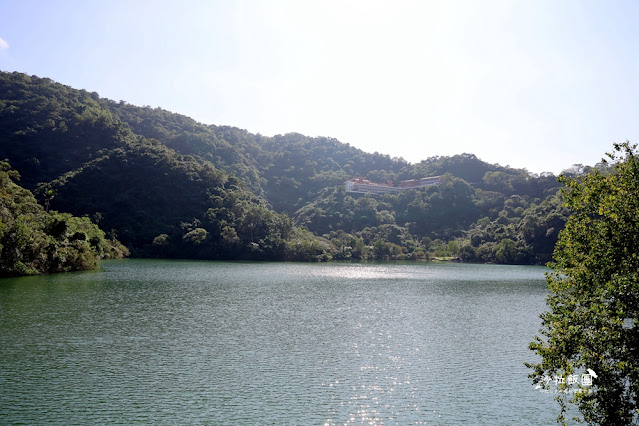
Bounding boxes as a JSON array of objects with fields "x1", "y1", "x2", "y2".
[
  {"x1": 527, "y1": 142, "x2": 639, "y2": 424},
  {"x1": 43, "y1": 188, "x2": 56, "y2": 212}
]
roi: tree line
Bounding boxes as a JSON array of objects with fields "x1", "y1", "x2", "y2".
[{"x1": 0, "y1": 71, "x2": 600, "y2": 273}]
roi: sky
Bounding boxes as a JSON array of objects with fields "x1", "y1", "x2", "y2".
[{"x1": 1, "y1": 0, "x2": 639, "y2": 174}]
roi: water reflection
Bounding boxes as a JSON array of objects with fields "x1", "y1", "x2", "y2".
[{"x1": 0, "y1": 260, "x2": 557, "y2": 424}]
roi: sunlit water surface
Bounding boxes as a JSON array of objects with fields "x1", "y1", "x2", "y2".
[{"x1": 0, "y1": 260, "x2": 564, "y2": 424}]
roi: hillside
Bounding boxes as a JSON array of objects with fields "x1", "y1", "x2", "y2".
[
  {"x1": 0, "y1": 160, "x2": 127, "y2": 276},
  {"x1": 0, "y1": 71, "x2": 329, "y2": 261},
  {"x1": 0, "y1": 71, "x2": 574, "y2": 264}
]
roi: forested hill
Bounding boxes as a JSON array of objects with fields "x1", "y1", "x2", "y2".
[
  {"x1": 0, "y1": 161, "x2": 128, "y2": 276},
  {"x1": 107, "y1": 101, "x2": 405, "y2": 213},
  {"x1": 0, "y1": 71, "x2": 582, "y2": 264},
  {"x1": 0, "y1": 71, "x2": 329, "y2": 261}
]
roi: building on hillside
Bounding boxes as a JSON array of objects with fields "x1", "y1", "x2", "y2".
[
  {"x1": 397, "y1": 176, "x2": 441, "y2": 188},
  {"x1": 344, "y1": 178, "x2": 404, "y2": 195},
  {"x1": 345, "y1": 176, "x2": 440, "y2": 195}
]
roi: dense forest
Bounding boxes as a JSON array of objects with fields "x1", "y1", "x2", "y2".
[
  {"x1": 0, "y1": 160, "x2": 127, "y2": 276},
  {"x1": 0, "y1": 71, "x2": 602, "y2": 271}
]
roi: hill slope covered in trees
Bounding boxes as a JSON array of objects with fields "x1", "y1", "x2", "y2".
[
  {"x1": 0, "y1": 71, "x2": 583, "y2": 265},
  {"x1": 0, "y1": 160, "x2": 127, "y2": 276}
]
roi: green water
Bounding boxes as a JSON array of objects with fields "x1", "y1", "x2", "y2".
[{"x1": 0, "y1": 260, "x2": 563, "y2": 424}]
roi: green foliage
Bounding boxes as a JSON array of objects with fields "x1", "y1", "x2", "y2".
[
  {"x1": 527, "y1": 142, "x2": 639, "y2": 424},
  {"x1": 146, "y1": 194, "x2": 300, "y2": 261},
  {"x1": 457, "y1": 192, "x2": 568, "y2": 264},
  {"x1": 296, "y1": 170, "x2": 564, "y2": 263},
  {"x1": 0, "y1": 161, "x2": 127, "y2": 277},
  {"x1": 285, "y1": 227, "x2": 334, "y2": 261},
  {"x1": 0, "y1": 70, "x2": 570, "y2": 264}
]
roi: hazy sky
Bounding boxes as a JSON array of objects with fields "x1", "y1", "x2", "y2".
[{"x1": 1, "y1": 0, "x2": 639, "y2": 173}]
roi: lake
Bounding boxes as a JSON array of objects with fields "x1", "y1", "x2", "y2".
[{"x1": 0, "y1": 260, "x2": 564, "y2": 424}]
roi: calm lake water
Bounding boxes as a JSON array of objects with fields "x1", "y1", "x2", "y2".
[{"x1": 0, "y1": 260, "x2": 564, "y2": 424}]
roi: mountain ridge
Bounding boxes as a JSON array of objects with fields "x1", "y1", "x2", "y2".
[{"x1": 0, "y1": 70, "x2": 575, "y2": 264}]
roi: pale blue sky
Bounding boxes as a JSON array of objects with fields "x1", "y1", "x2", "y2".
[{"x1": 1, "y1": 0, "x2": 639, "y2": 173}]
